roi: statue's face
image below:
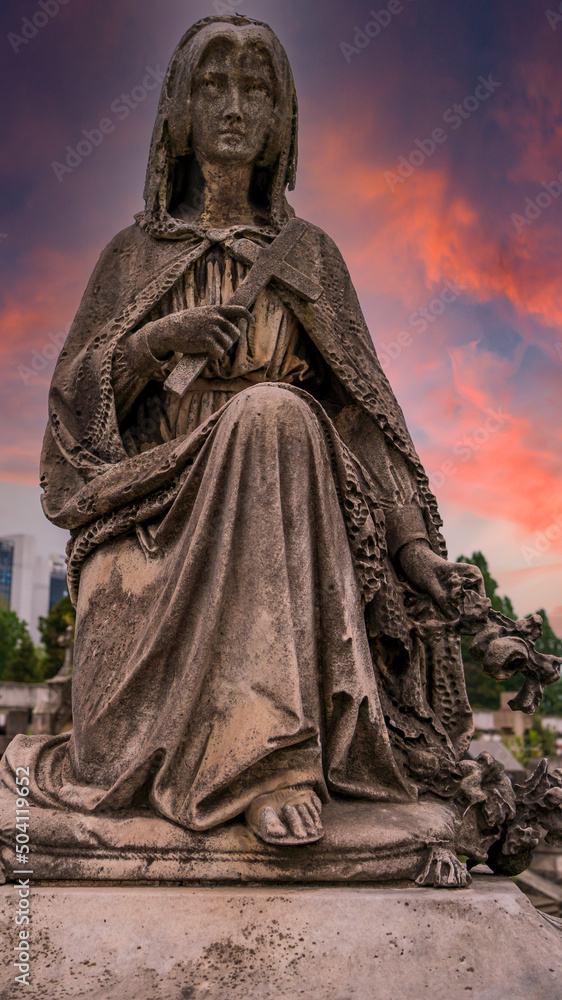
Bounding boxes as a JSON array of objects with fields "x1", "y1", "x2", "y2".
[{"x1": 190, "y1": 41, "x2": 276, "y2": 165}]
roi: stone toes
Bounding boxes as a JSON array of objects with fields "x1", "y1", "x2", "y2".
[
  {"x1": 251, "y1": 790, "x2": 323, "y2": 843},
  {"x1": 437, "y1": 862, "x2": 453, "y2": 886},
  {"x1": 441, "y1": 856, "x2": 470, "y2": 887},
  {"x1": 310, "y1": 793, "x2": 323, "y2": 815},
  {"x1": 307, "y1": 801, "x2": 324, "y2": 831},
  {"x1": 295, "y1": 802, "x2": 317, "y2": 835},
  {"x1": 260, "y1": 805, "x2": 287, "y2": 839},
  {"x1": 283, "y1": 804, "x2": 308, "y2": 839},
  {"x1": 444, "y1": 863, "x2": 463, "y2": 887},
  {"x1": 456, "y1": 864, "x2": 471, "y2": 887},
  {"x1": 422, "y1": 854, "x2": 471, "y2": 888}
]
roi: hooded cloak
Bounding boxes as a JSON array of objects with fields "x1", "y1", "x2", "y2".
[
  {"x1": 41, "y1": 18, "x2": 448, "y2": 572},
  {"x1": 2, "y1": 17, "x2": 473, "y2": 839}
]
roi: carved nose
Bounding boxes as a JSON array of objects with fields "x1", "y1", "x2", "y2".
[{"x1": 224, "y1": 88, "x2": 243, "y2": 121}]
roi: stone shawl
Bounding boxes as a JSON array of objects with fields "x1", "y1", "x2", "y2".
[{"x1": 41, "y1": 218, "x2": 447, "y2": 567}]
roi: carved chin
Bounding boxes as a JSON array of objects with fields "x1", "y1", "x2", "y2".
[
  {"x1": 217, "y1": 138, "x2": 249, "y2": 153},
  {"x1": 212, "y1": 138, "x2": 260, "y2": 161}
]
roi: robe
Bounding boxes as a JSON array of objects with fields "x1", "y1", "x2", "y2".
[{"x1": 0, "y1": 220, "x2": 474, "y2": 832}]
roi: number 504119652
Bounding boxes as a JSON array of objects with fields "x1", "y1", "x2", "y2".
[{"x1": 15, "y1": 769, "x2": 30, "y2": 850}]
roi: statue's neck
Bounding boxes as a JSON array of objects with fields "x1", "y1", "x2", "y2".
[{"x1": 196, "y1": 157, "x2": 256, "y2": 228}]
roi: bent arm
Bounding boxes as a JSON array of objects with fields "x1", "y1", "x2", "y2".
[
  {"x1": 112, "y1": 325, "x2": 176, "y2": 425},
  {"x1": 112, "y1": 303, "x2": 252, "y2": 424}
]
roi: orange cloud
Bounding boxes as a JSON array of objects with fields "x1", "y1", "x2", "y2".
[
  {"x1": 293, "y1": 115, "x2": 562, "y2": 551},
  {"x1": 0, "y1": 248, "x2": 94, "y2": 364},
  {"x1": 297, "y1": 118, "x2": 562, "y2": 354}
]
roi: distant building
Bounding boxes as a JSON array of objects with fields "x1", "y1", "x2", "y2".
[
  {"x1": 0, "y1": 681, "x2": 55, "y2": 755},
  {"x1": 467, "y1": 738, "x2": 526, "y2": 783},
  {"x1": 0, "y1": 539, "x2": 13, "y2": 607},
  {"x1": 473, "y1": 694, "x2": 533, "y2": 742},
  {"x1": 0, "y1": 534, "x2": 67, "y2": 642}
]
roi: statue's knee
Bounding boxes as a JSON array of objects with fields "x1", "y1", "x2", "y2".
[{"x1": 233, "y1": 384, "x2": 311, "y2": 426}]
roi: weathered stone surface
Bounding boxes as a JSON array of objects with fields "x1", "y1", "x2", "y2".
[
  {"x1": 1, "y1": 876, "x2": 560, "y2": 999},
  {"x1": 1, "y1": 798, "x2": 459, "y2": 884}
]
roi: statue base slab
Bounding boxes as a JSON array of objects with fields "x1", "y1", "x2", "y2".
[
  {"x1": 1, "y1": 797, "x2": 461, "y2": 884},
  {"x1": 1, "y1": 874, "x2": 561, "y2": 999}
]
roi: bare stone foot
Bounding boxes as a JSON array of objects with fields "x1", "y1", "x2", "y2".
[
  {"x1": 415, "y1": 845, "x2": 472, "y2": 888},
  {"x1": 245, "y1": 785, "x2": 324, "y2": 846}
]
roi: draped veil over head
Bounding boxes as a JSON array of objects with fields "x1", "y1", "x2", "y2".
[{"x1": 140, "y1": 16, "x2": 299, "y2": 239}]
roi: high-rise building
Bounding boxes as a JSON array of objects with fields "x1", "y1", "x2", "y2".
[
  {"x1": 0, "y1": 538, "x2": 14, "y2": 607},
  {"x1": 0, "y1": 534, "x2": 68, "y2": 642},
  {"x1": 49, "y1": 555, "x2": 68, "y2": 608}
]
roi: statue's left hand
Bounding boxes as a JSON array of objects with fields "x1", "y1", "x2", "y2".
[{"x1": 397, "y1": 540, "x2": 486, "y2": 617}]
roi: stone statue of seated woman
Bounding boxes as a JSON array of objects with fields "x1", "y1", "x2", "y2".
[{"x1": 0, "y1": 16, "x2": 560, "y2": 888}]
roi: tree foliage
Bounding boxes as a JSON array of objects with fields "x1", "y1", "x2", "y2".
[
  {"x1": 503, "y1": 720, "x2": 557, "y2": 766},
  {"x1": 0, "y1": 608, "x2": 41, "y2": 683},
  {"x1": 0, "y1": 596, "x2": 77, "y2": 685},
  {"x1": 37, "y1": 596, "x2": 76, "y2": 680}
]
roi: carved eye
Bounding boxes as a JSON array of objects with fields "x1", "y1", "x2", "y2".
[
  {"x1": 245, "y1": 81, "x2": 269, "y2": 97},
  {"x1": 201, "y1": 77, "x2": 223, "y2": 95}
]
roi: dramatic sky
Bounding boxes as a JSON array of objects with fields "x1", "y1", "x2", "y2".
[{"x1": 1, "y1": 0, "x2": 561, "y2": 630}]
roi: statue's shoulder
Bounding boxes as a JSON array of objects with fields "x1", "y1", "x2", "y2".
[
  {"x1": 96, "y1": 221, "x2": 150, "y2": 265},
  {"x1": 72, "y1": 222, "x2": 154, "y2": 327},
  {"x1": 90, "y1": 221, "x2": 171, "y2": 301},
  {"x1": 297, "y1": 217, "x2": 338, "y2": 249},
  {"x1": 294, "y1": 217, "x2": 354, "y2": 295},
  {"x1": 294, "y1": 218, "x2": 349, "y2": 270}
]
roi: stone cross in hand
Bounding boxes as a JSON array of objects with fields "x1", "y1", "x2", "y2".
[{"x1": 164, "y1": 219, "x2": 324, "y2": 395}]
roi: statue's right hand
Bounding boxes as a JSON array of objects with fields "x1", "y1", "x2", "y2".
[{"x1": 145, "y1": 305, "x2": 254, "y2": 361}]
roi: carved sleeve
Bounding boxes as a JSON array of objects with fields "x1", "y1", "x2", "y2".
[
  {"x1": 111, "y1": 330, "x2": 176, "y2": 425},
  {"x1": 334, "y1": 403, "x2": 429, "y2": 559}
]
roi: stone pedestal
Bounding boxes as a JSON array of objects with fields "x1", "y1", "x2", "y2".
[
  {"x1": 1, "y1": 874, "x2": 560, "y2": 999},
  {"x1": 1, "y1": 798, "x2": 461, "y2": 884}
]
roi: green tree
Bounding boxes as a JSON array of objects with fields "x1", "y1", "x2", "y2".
[
  {"x1": 504, "y1": 719, "x2": 557, "y2": 766},
  {"x1": 38, "y1": 595, "x2": 76, "y2": 680},
  {"x1": 0, "y1": 608, "x2": 41, "y2": 683},
  {"x1": 457, "y1": 551, "x2": 516, "y2": 617}
]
